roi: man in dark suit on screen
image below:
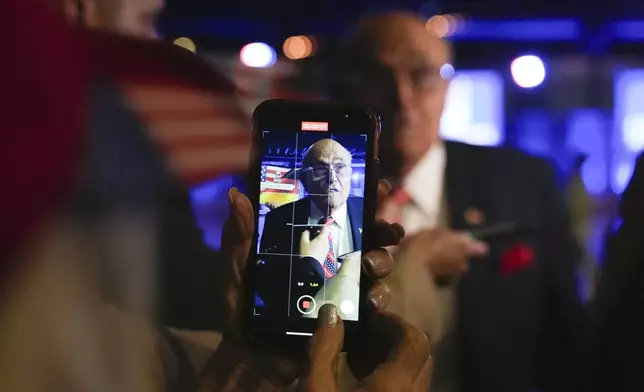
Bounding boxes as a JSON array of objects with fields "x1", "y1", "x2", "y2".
[
  {"x1": 257, "y1": 139, "x2": 364, "y2": 314},
  {"x1": 329, "y1": 11, "x2": 587, "y2": 392}
]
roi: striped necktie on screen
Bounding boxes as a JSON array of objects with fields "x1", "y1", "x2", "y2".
[{"x1": 318, "y1": 216, "x2": 336, "y2": 278}]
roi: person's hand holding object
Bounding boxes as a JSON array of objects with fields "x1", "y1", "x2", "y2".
[
  {"x1": 197, "y1": 181, "x2": 414, "y2": 392},
  {"x1": 398, "y1": 228, "x2": 489, "y2": 277},
  {"x1": 297, "y1": 304, "x2": 432, "y2": 392}
]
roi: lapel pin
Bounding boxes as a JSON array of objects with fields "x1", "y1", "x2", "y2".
[
  {"x1": 464, "y1": 208, "x2": 485, "y2": 226},
  {"x1": 359, "y1": 228, "x2": 363, "y2": 234}
]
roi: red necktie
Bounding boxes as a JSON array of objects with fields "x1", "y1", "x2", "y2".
[{"x1": 318, "y1": 217, "x2": 336, "y2": 278}]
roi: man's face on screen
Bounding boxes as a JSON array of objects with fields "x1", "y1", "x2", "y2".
[{"x1": 302, "y1": 139, "x2": 352, "y2": 212}]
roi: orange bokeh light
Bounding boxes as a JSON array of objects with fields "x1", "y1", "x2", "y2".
[{"x1": 283, "y1": 35, "x2": 316, "y2": 60}]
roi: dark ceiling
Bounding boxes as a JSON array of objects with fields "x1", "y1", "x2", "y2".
[
  {"x1": 163, "y1": 0, "x2": 635, "y2": 29},
  {"x1": 161, "y1": 0, "x2": 644, "y2": 54}
]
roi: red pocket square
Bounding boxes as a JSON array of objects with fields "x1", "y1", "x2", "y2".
[{"x1": 499, "y1": 242, "x2": 534, "y2": 275}]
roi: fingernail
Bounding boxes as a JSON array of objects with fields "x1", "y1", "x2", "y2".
[
  {"x1": 227, "y1": 187, "x2": 239, "y2": 206},
  {"x1": 226, "y1": 187, "x2": 246, "y2": 236},
  {"x1": 473, "y1": 241, "x2": 489, "y2": 254},
  {"x1": 363, "y1": 254, "x2": 384, "y2": 274},
  {"x1": 381, "y1": 179, "x2": 392, "y2": 191},
  {"x1": 319, "y1": 304, "x2": 338, "y2": 327},
  {"x1": 368, "y1": 284, "x2": 390, "y2": 310},
  {"x1": 392, "y1": 223, "x2": 405, "y2": 239}
]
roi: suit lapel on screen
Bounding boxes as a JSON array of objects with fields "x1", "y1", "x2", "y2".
[{"x1": 295, "y1": 197, "x2": 311, "y2": 225}]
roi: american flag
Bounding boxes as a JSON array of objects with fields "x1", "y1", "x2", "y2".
[
  {"x1": 123, "y1": 84, "x2": 251, "y2": 186},
  {"x1": 260, "y1": 165, "x2": 297, "y2": 193}
]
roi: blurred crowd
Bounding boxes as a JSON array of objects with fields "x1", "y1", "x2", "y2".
[{"x1": 1, "y1": 0, "x2": 643, "y2": 391}]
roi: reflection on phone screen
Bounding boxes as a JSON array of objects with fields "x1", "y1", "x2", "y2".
[{"x1": 253, "y1": 130, "x2": 368, "y2": 322}]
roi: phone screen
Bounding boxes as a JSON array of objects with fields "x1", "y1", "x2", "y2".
[{"x1": 246, "y1": 100, "x2": 379, "y2": 343}]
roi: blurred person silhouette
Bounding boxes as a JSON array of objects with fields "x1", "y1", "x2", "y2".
[
  {"x1": 566, "y1": 154, "x2": 598, "y2": 301},
  {"x1": 48, "y1": 0, "x2": 244, "y2": 330},
  {"x1": 0, "y1": 1, "x2": 431, "y2": 391},
  {"x1": 590, "y1": 152, "x2": 644, "y2": 391},
  {"x1": 330, "y1": 11, "x2": 586, "y2": 392}
]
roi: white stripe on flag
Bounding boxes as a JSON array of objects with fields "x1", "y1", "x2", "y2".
[{"x1": 148, "y1": 118, "x2": 247, "y2": 141}]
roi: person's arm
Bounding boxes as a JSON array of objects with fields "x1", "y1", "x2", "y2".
[{"x1": 534, "y1": 158, "x2": 588, "y2": 392}]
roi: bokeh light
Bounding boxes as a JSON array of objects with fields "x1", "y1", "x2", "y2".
[
  {"x1": 425, "y1": 14, "x2": 465, "y2": 38},
  {"x1": 510, "y1": 55, "x2": 546, "y2": 88},
  {"x1": 173, "y1": 37, "x2": 196, "y2": 53},
  {"x1": 283, "y1": 35, "x2": 316, "y2": 60},
  {"x1": 240, "y1": 42, "x2": 277, "y2": 68},
  {"x1": 425, "y1": 15, "x2": 450, "y2": 38},
  {"x1": 440, "y1": 63, "x2": 455, "y2": 79}
]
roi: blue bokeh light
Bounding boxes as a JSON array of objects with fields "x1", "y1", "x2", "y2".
[{"x1": 440, "y1": 70, "x2": 504, "y2": 146}]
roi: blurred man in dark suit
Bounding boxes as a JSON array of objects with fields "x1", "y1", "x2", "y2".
[
  {"x1": 330, "y1": 11, "x2": 586, "y2": 392},
  {"x1": 590, "y1": 152, "x2": 644, "y2": 391}
]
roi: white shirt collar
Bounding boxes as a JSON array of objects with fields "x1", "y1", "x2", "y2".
[
  {"x1": 310, "y1": 200, "x2": 348, "y2": 228},
  {"x1": 402, "y1": 142, "x2": 446, "y2": 217}
]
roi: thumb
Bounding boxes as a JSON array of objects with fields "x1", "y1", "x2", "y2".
[
  {"x1": 220, "y1": 187, "x2": 254, "y2": 330},
  {"x1": 301, "y1": 229, "x2": 312, "y2": 244},
  {"x1": 319, "y1": 225, "x2": 331, "y2": 239},
  {"x1": 353, "y1": 313, "x2": 431, "y2": 392},
  {"x1": 298, "y1": 305, "x2": 343, "y2": 392}
]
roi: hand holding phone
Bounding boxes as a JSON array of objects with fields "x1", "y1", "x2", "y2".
[
  {"x1": 245, "y1": 100, "x2": 386, "y2": 349},
  {"x1": 201, "y1": 188, "x2": 417, "y2": 391},
  {"x1": 300, "y1": 305, "x2": 432, "y2": 392}
]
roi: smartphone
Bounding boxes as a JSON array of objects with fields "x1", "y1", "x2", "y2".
[{"x1": 244, "y1": 99, "x2": 380, "y2": 350}]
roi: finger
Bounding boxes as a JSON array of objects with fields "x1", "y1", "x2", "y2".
[
  {"x1": 362, "y1": 248, "x2": 394, "y2": 279},
  {"x1": 377, "y1": 179, "x2": 392, "y2": 208},
  {"x1": 410, "y1": 357, "x2": 433, "y2": 392},
  {"x1": 367, "y1": 281, "x2": 391, "y2": 311},
  {"x1": 366, "y1": 220, "x2": 404, "y2": 249},
  {"x1": 300, "y1": 229, "x2": 311, "y2": 244},
  {"x1": 298, "y1": 305, "x2": 343, "y2": 392},
  {"x1": 348, "y1": 312, "x2": 430, "y2": 386},
  {"x1": 458, "y1": 233, "x2": 489, "y2": 256},
  {"x1": 468, "y1": 240, "x2": 489, "y2": 256},
  {"x1": 220, "y1": 187, "x2": 254, "y2": 327}
]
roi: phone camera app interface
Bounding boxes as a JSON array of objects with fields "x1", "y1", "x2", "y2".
[{"x1": 254, "y1": 125, "x2": 368, "y2": 322}]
